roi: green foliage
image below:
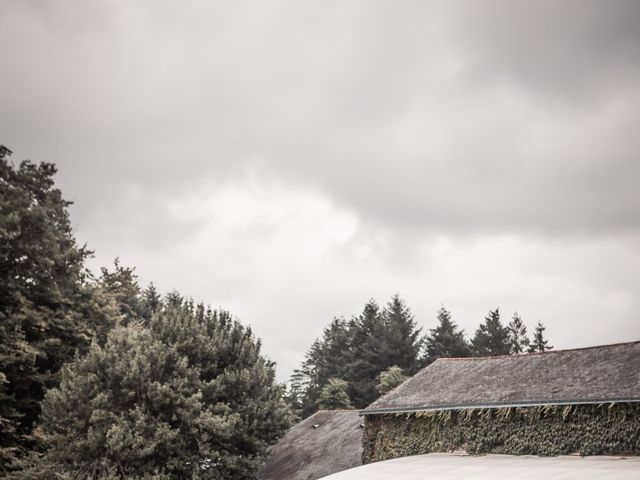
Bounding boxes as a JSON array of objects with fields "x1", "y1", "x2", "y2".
[
  {"x1": 97, "y1": 259, "x2": 142, "y2": 325},
  {"x1": 471, "y1": 308, "x2": 511, "y2": 356},
  {"x1": 0, "y1": 147, "x2": 121, "y2": 472},
  {"x1": 507, "y1": 312, "x2": 530, "y2": 354},
  {"x1": 362, "y1": 403, "x2": 640, "y2": 463},
  {"x1": 317, "y1": 379, "x2": 352, "y2": 410},
  {"x1": 529, "y1": 321, "x2": 553, "y2": 353},
  {"x1": 423, "y1": 307, "x2": 471, "y2": 364},
  {"x1": 376, "y1": 366, "x2": 408, "y2": 395},
  {"x1": 19, "y1": 303, "x2": 290, "y2": 479},
  {"x1": 291, "y1": 296, "x2": 424, "y2": 415}
]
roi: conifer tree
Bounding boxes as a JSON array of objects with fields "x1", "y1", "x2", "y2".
[
  {"x1": 0, "y1": 147, "x2": 120, "y2": 472},
  {"x1": 345, "y1": 299, "x2": 386, "y2": 408},
  {"x1": 97, "y1": 259, "x2": 142, "y2": 325},
  {"x1": 289, "y1": 318, "x2": 352, "y2": 417},
  {"x1": 423, "y1": 307, "x2": 471, "y2": 363},
  {"x1": 317, "y1": 379, "x2": 352, "y2": 410},
  {"x1": 529, "y1": 321, "x2": 553, "y2": 353},
  {"x1": 21, "y1": 303, "x2": 290, "y2": 479},
  {"x1": 380, "y1": 295, "x2": 423, "y2": 374},
  {"x1": 507, "y1": 312, "x2": 530, "y2": 354},
  {"x1": 471, "y1": 308, "x2": 511, "y2": 356}
]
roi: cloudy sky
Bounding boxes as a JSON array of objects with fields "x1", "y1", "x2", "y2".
[{"x1": 2, "y1": 0, "x2": 640, "y2": 380}]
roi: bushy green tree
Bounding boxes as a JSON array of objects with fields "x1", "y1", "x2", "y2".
[
  {"x1": 20, "y1": 303, "x2": 290, "y2": 479},
  {"x1": 508, "y1": 312, "x2": 530, "y2": 354},
  {"x1": 471, "y1": 308, "x2": 510, "y2": 356},
  {"x1": 423, "y1": 307, "x2": 471, "y2": 364},
  {"x1": 317, "y1": 379, "x2": 352, "y2": 410},
  {"x1": 529, "y1": 321, "x2": 553, "y2": 353},
  {"x1": 376, "y1": 366, "x2": 408, "y2": 395}
]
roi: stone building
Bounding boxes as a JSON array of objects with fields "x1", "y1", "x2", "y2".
[{"x1": 360, "y1": 341, "x2": 640, "y2": 463}]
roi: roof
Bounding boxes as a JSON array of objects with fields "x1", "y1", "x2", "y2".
[
  {"x1": 363, "y1": 341, "x2": 640, "y2": 414},
  {"x1": 318, "y1": 453, "x2": 640, "y2": 480},
  {"x1": 258, "y1": 409, "x2": 363, "y2": 480}
]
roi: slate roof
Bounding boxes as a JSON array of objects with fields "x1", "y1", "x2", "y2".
[
  {"x1": 363, "y1": 341, "x2": 640, "y2": 415},
  {"x1": 258, "y1": 409, "x2": 363, "y2": 480}
]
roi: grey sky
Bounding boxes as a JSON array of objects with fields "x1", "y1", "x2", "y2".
[{"x1": 2, "y1": 0, "x2": 639, "y2": 380}]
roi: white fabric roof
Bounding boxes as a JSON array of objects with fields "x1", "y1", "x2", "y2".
[{"x1": 318, "y1": 453, "x2": 640, "y2": 480}]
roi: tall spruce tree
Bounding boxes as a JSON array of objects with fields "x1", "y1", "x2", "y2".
[
  {"x1": 507, "y1": 312, "x2": 530, "y2": 354},
  {"x1": 345, "y1": 299, "x2": 387, "y2": 408},
  {"x1": 471, "y1": 308, "x2": 511, "y2": 356},
  {"x1": 423, "y1": 307, "x2": 471, "y2": 364},
  {"x1": 0, "y1": 147, "x2": 120, "y2": 472},
  {"x1": 380, "y1": 295, "x2": 423, "y2": 374},
  {"x1": 529, "y1": 321, "x2": 553, "y2": 353},
  {"x1": 289, "y1": 318, "x2": 352, "y2": 417}
]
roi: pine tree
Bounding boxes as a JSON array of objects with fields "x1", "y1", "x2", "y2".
[
  {"x1": 317, "y1": 379, "x2": 352, "y2": 410},
  {"x1": 376, "y1": 366, "x2": 408, "y2": 395},
  {"x1": 345, "y1": 299, "x2": 386, "y2": 408},
  {"x1": 529, "y1": 321, "x2": 553, "y2": 353},
  {"x1": 0, "y1": 147, "x2": 120, "y2": 472},
  {"x1": 423, "y1": 307, "x2": 471, "y2": 364},
  {"x1": 97, "y1": 259, "x2": 142, "y2": 325},
  {"x1": 140, "y1": 282, "x2": 162, "y2": 321},
  {"x1": 507, "y1": 312, "x2": 530, "y2": 354},
  {"x1": 471, "y1": 308, "x2": 511, "y2": 356},
  {"x1": 289, "y1": 318, "x2": 352, "y2": 417},
  {"x1": 380, "y1": 295, "x2": 423, "y2": 374}
]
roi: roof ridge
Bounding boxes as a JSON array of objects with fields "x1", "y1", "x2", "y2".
[{"x1": 433, "y1": 340, "x2": 640, "y2": 362}]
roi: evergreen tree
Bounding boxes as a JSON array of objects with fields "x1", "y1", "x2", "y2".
[
  {"x1": 529, "y1": 321, "x2": 553, "y2": 353},
  {"x1": 21, "y1": 303, "x2": 290, "y2": 479},
  {"x1": 97, "y1": 259, "x2": 142, "y2": 325},
  {"x1": 380, "y1": 295, "x2": 423, "y2": 374},
  {"x1": 345, "y1": 299, "x2": 386, "y2": 408},
  {"x1": 471, "y1": 308, "x2": 511, "y2": 356},
  {"x1": 423, "y1": 307, "x2": 471, "y2": 364},
  {"x1": 376, "y1": 366, "x2": 408, "y2": 395},
  {"x1": 0, "y1": 147, "x2": 119, "y2": 472},
  {"x1": 140, "y1": 282, "x2": 162, "y2": 321},
  {"x1": 317, "y1": 379, "x2": 352, "y2": 410},
  {"x1": 289, "y1": 318, "x2": 352, "y2": 417},
  {"x1": 508, "y1": 312, "x2": 530, "y2": 354}
]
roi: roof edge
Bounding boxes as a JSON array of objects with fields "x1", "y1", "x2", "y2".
[
  {"x1": 360, "y1": 397, "x2": 640, "y2": 416},
  {"x1": 430, "y1": 340, "x2": 640, "y2": 363}
]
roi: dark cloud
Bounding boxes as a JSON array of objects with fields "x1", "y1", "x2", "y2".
[{"x1": 2, "y1": 1, "x2": 640, "y2": 378}]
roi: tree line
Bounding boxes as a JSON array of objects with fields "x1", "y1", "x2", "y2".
[
  {"x1": 0, "y1": 147, "x2": 289, "y2": 479},
  {"x1": 288, "y1": 298, "x2": 552, "y2": 417}
]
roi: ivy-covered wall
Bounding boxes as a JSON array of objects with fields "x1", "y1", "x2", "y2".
[{"x1": 362, "y1": 403, "x2": 640, "y2": 463}]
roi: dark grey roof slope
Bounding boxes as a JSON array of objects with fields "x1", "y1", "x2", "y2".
[
  {"x1": 258, "y1": 409, "x2": 363, "y2": 480},
  {"x1": 363, "y1": 341, "x2": 640, "y2": 414}
]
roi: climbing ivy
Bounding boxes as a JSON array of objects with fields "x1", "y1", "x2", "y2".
[{"x1": 362, "y1": 402, "x2": 640, "y2": 463}]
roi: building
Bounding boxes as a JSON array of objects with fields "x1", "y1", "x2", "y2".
[
  {"x1": 360, "y1": 341, "x2": 640, "y2": 463},
  {"x1": 259, "y1": 409, "x2": 363, "y2": 480}
]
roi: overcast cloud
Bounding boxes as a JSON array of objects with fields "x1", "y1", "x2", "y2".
[{"x1": 2, "y1": 0, "x2": 640, "y2": 379}]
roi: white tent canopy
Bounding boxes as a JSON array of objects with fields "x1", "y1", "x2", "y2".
[{"x1": 318, "y1": 453, "x2": 640, "y2": 480}]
